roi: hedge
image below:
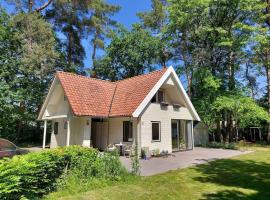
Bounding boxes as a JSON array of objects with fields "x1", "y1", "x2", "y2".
[{"x1": 0, "y1": 146, "x2": 126, "y2": 200}]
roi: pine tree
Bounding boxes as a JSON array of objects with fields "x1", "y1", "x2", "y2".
[{"x1": 83, "y1": 0, "x2": 120, "y2": 76}]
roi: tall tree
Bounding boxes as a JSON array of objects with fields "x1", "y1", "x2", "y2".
[
  {"x1": 167, "y1": 0, "x2": 268, "y2": 141},
  {"x1": 0, "y1": 8, "x2": 58, "y2": 142},
  {"x1": 0, "y1": 9, "x2": 21, "y2": 140},
  {"x1": 252, "y1": 0, "x2": 270, "y2": 142},
  {"x1": 45, "y1": 0, "x2": 88, "y2": 73},
  {"x1": 95, "y1": 25, "x2": 166, "y2": 80},
  {"x1": 137, "y1": 0, "x2": 167, "y2": 33},
  {"x1": 7, "y1": 0, "x2": 53, "y2": 13},
  {"x1": 83, "y1": 0, "x2": 120, "y2": 76},
  {"x1": 11, "y1": 12, "x2": 58, "y2": 141},
  {"x1": 137, "y1": 0, "x2": 171, "y2": 67},
  {"x1": 167, "y1": 0, "x2": 210, "y2": 98}
]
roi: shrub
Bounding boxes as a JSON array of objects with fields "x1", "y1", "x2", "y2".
[
  {"x1": 206, "y1": 142, "x2": 237, "y2": 150},
  {"x1": 0, "y1": 146, "x2": 126, "y2": 200}
]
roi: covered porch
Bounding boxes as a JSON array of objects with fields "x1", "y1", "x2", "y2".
[{"x1": 42, "y1": 116, "x2": 138, "y2": 151}]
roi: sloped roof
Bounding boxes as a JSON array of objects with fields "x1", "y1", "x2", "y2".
[{"x1": 56, "y1": 68, "x2": 167, "y2": 117}]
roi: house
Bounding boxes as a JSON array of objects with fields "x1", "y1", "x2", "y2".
[{"x1": 38, "y1": 66, "x2": 200, "y2": 153}]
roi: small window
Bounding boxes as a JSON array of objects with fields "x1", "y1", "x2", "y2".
[
  {"x1": 123, "y1": 121, "x2": 133, "y2": 142},
  {"x1": 64, "y1": 95, "x2": 67, "y2": 101},
  {"x1": 152, "y1": 121, "x2": 161, "y2": 141},
  {"x1": 54, "y1": 122, "x2": 59, "y2": 135},
  {"x1": 151, "y1": 90, "x2": 164, "y2": 103}
]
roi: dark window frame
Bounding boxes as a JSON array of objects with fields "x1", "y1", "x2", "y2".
[
  {"x1": 151, "y1": 121, "x2": 161, "y2": 142},
  {"x1": 123, "y1": 121, "x2": 133, "y2": 142},
  {"x1": 151, "y1": 90, "x2": 165, "y2": 103},
  {"x1": 54, "y1": 122, "x2": 59, "y2": 135}
]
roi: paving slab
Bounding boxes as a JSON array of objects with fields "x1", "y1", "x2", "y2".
[{"x1": 120, "y1": 147, "x2": 252, "y2": 176}]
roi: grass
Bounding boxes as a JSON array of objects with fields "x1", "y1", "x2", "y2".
[{"x1": 45, "y1": 146, "x2": 270, "y2": 200}]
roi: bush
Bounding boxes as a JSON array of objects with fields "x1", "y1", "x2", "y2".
[
  {"x1": 206, "y1": 142, "x2": 237, "y2": 150},
  {"x1": 0, "y1": 146, "x2": 126, "y2": 200}
]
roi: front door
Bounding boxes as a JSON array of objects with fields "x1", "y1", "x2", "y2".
[{"x1": 171, "y1": 120, "x2": 180, "y2": 151}]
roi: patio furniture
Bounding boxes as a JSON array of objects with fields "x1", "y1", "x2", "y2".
[
  {"x1": 107, "y1": 144, "x2": 116, "y2": 152},
  {"x1": 124, "y1": 144, "x2": 133, "y2": 157},
  {"x1": 115, "y1": 142, "x2": 126, "y2": 156}
]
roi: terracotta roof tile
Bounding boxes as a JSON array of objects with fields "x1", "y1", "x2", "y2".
[{"x1": 56, "y1": 68, "x2": 167, "y2": 117}]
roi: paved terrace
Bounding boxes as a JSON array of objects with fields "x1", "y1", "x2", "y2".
[{"x1": 120, "y1": 147, "x2": 252, "y2": 176}]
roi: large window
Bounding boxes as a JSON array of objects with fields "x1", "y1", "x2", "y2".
[
  {"x1": 151, "y1": 90, "x2": 164, "y2": 103},
  {"x1": 123, "y1": 121, "x2": 133, "y2": 142},
  {"x1": 152, "y1": 121, "x2": 161, "y2": 141}
]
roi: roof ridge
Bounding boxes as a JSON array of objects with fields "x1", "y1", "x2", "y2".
[
  {"x1": 56, "y1": 68, "x2": 167, "y2": 84},
  {"x1": 56, "y1": 71, "x2": 116, "y2": 84},
  {"x1": 115, "y1": 68, "x2": 167, "y2": 83}
]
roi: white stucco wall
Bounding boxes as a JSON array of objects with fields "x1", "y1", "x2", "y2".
[
  {"x1": 108, "y1": 117, "x2": 137, "y2": 145},
  {"x1": 139, "y1": 102, "x2": 194, "y2": 153},
  {"x1": 44, "y1": 83, "x2": 70, "y2": 118},
  {"x1": 50, "y1": 117, "x2": 90, "y2": 148},
  {"x1": 137, "y1": 74, "x2": 196, "y2": 153},
  {"x1": 50, "y1": 119, "x2": 66, "y2": 148}
]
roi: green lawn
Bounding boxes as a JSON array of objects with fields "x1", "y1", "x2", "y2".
[{"x1": 46, "y1": 146, "x2": 270, "y2": 200}]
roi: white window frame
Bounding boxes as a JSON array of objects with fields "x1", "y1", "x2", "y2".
[{"x1": 151, "y1": 121, "x2": 161, "y2": 142}]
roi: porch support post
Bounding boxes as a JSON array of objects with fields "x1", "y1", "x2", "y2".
[
  {"x1": 66, "y1": 119, "x2": 70, "y2": 146},
  {"x1": 43, "y1": 120, "x2": 47, "y2": 149}
]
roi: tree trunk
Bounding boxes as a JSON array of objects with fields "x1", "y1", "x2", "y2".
[
  {"x1": 16, "y1": 101, "x2": 25, "y2": 143},
  {"x1": 91, "y1": 32, "x2": 97, "y2": 78},
  {"x1": 28, "y1": 0, "x2": 33, "y2": 13},
  {"x1": 216, "y1": 120, "x2": 221, "y2": 142},
  {"x1": 187, "y1": 74, "x2": 192, "y2": 98},
  {"x1": 228, "y1": 51, "x2": 235, "y2": 90},
  {"x1": 67, "y1": 30, "x2": 72, "y2": 65},
  {"x1": 266, "y1": 58, "x2": 270, "y2": 142},
  {"x1": 181, "y1": 31, "x2": 193, "y2": 98}
]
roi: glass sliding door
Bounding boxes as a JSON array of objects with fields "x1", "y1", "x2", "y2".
[
  {"x1": 172, "y1": 119, "x2": 193, "y2": 151},
  {"x1": 171, "y1": 120, "x2": 179, "y2": 151}
]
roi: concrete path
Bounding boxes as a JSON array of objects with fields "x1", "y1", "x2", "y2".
[{"x1": 120, "y1": 147, "x2": 252, "y2": 176}]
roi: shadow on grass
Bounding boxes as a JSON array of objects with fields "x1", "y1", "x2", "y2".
[{"x1": 193, "y1": 158, "x2": 270, "y2": 200}]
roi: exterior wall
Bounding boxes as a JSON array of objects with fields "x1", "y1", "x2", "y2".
[
  {"x1": 194, "y1": 122, "x2": 209, "y2": 146},
  {"x1": 44, "y1": 83, "x2": 70, "y2": 118},
  {"x1": 50, "y1": 117, "x2": 90, "y2": 148},
  {"x1": 139, "y1": 103, "x2": 194, "y2": 153},
  {"x1": 50, "y1": 119, "x2": 67, "y2": 148},
  {"x1": 108, "y1": 117, "x2": 137, "y2": 145}
]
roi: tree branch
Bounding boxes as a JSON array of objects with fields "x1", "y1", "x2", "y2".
[{"x1": 35, "y1": 0, "x2": 53, "y2": 12}]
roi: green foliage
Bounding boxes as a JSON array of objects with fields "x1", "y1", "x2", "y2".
[
  {"x1": 213, "y1": 95, "x2": 270, "y2": 128},
  {"x1": 83, "y1": 0, "x2": 120, "y2": 73},
  {"x1": 131, "y1": 144, "x2": 140, "y2": 175},
  {"x1": 137, "y1": 0, "x2": 167, "y2": 32},
  {"x1": 0, "y1": 10, "x2": 58, "y2": 142},
  {"x1": 206, "y1": 142, "x2": 238, "y2": 150},
  {"x1": 95, "y1": 25, "x2": 166, "y2": 80},
  {"x1": 0, "y1": 146, "x2": 126, "y2": 200}
]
